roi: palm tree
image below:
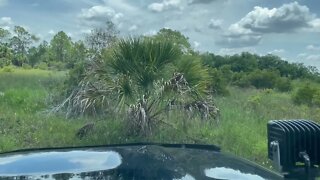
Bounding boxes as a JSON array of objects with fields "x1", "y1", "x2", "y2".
[{"x1": 59, "y1": 37, "x2": 219, "y2": 136}]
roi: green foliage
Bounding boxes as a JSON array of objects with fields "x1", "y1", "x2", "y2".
[
  {"x1": 35, "y1": 62, "x2": 48, "y2": 70},
  {"x1": 50, "y1": 31, "x2": 72, "y2": 63},
  {"x1": 2, "y1": 66, "x2": 14, "y2": 73},
  {"x1": 60, "y1": 37, "x2": 219, "y2": 136},
  {"x1": 292, "y1": 83, "x2": 318, "y2": 106},
  {"x1": 231, "y1": 72, "x2": 251, "y2": 88},
  {"x1": 85, "y1": 21, "x2": 119, "y2": 53},
  {"x1": 208, "y1": 68, "x2": 229, "y2": 95},
  {"x1": 0, "y1": 28, "x2": 11, "y2": 44},
  {"x1": 247, "y1": 70, "x2": 279, "y2": 89},
  {"x1": 275, "y1": 77, "x2": 292, "y2": 92},
  {"x1": 22, "y1": 63, "x2": 32, "y2": 69},
  {"x1": 150, "y1": 28, "x2": 191, "y2": 52},
  {"x1": 174, "y1": 55, "x2": 210, "y2": 95},
  {"x1": 110, "y1": 38, "x2": 181, "y2": 91}
]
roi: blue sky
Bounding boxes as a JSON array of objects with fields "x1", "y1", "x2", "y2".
[{"x1": 0, "y1": 0, "x2": 320, "y2": 67}]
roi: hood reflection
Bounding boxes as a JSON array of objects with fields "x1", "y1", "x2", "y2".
[
  {"x1": 205, "y1": 167, "x2": 265, "y2": 180},
  {"x1": 0, "y1": 150, "x2": 122, "y2": 176}
]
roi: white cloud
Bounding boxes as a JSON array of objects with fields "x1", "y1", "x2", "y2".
[
  {"x1": 128, "y1": 25, "x2": 138, "y2": 32},
  {"x1": 79, "y1": 5, "x2": 123, "y2": 26},
  {"x1": 268, "y1": 49, "x2": 285, "y2": 54},
  {"x1": 193, "y1": 41, "x2": 200, "y2": 48},
  {"x1": 306, "y1": 44, "x2": 320, "y2": 51},
  {"x1": 148, "y1": 0, "x2": 182, "y2": 12},
  {"x1": 48, "y1": 30, "x2": 55, "y2": 35},
  {"x1": 208, "y1": 18, "x2": 222, "y2": 29},
  {"x1": 298, "y1": 53, "x2": 320, "y2": 61},
  {"x1": 0, "y1": 17, "x2": 13, "y2": 30},
  {"x1": 143, "y1": 29, "x2": 157, "y2": 36},
  {"x1": 308, "y1": 19, "x2": 320, "y2": 33},
  {"x1": 231, "y1": 2, "x2": 314, "y2": 34},
  {"x1": 80, "y1": 29, "x2": 91, "y2": 34},
  {"x1": 218, "y1": 2, "x2": 320, "y2": 48}
]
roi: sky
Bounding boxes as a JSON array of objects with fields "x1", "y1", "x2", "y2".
[{"x1": 0, "y1": 0, "x2": 320, "y2": 67}]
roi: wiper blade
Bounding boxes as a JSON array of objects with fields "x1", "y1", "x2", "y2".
[{"x1": 0, "y1": 142, "x2": 220, "y2": 154}]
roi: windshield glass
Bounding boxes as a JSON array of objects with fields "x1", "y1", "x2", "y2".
[{"x1": 0, "y1": 0, "x2": 319, "y2": 177}]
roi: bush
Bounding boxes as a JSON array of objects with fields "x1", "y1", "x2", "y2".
[
  {"x1": 49, "y1": 61, "x2": 66, "y2": 71},
  {"x1": 35, "y1": 62, "x2": 48, "y2": 70},
  {"x1": 2, "y1": 66, "x2": 14, "y2": 73},
  {"x1": 275, "y1": 77, "x2": 292, "y2": 92},
  {"x1": 292, "y1": 83, "x2": 318, "y2": 106},
  {"x1": 209, "y1": 68, "x2": 229, "y2": 95},
  {"x1": 22, "y1": 63, "x2": 32, "y2": 69},
  {"x1": 231, "y1": 72, "x2": 251, "y2": 88},
  {"x1": 247, "y1": 70, "x2": 279, "y2": 89},
  {"x1": 0, "y1": 58, "x2": 11, "y2": 68}
]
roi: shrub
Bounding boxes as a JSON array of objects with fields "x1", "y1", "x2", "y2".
[
  {"x1": 49, "y1": 61, "x2": 66, "y2": 71},
  {"x1": 22, "y1": 63, "x2": 32, "y2": 69},
  {"x1": 275, "y1": 77, "x2": 292, "y2": 92},
  {"x1": 2, "y1": 66, "x2": 14, "y2": 73},
  {"x1": 35, "y1": 62, "x2": 48, "y2": 70},
  {"x1": 209, "y1": 68, "x2": 229, "y2": 95},
  {"x1": 231, "y1": 72, "x2": 251, "y2": 88},
  {"x1": 247, "y1": 70, "x2": 279, "y2": 89},
  {"x1": 292, "y1": 83, "x2": 317, "y2": 106}
]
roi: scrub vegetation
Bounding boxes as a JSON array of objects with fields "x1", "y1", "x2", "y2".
[{"x1": 1, "y1": 21, "x2": 320, "y2": 168}]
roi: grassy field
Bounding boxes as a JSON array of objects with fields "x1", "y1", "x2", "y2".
[{"x1": 1, "y1": 67, "x2": 320, "y2": 169}]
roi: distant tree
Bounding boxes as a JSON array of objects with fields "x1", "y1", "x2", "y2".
[
  {"x1": 151, "y1": 28, "x2": 191, "y2": 53},
  {"x1": 247, "y1": 70, "x2": 279, "y2": 89},
  {"x1": 27, "y1": 41, "x2": 50, "y2": 67},
  {"x1": 9, "y1": 26, "x2": 39, "y2": 66},
  {"x1": 0, "y1": 28, "x2": 11, "y2": 45},
  {"x1": 0, "y1": 45, "x2": 12, "y2": 67},
  {"x1": 229, "y1": 52, "x2": 258, "y2": 72},
  {"x1": 50, "y1": 31, "x2": 72, "y2": 65},
  {"x1": 85, "y1": 21, "x2": 118, "y2": 53},
  {"x1": 68, "y1": 40, "x2": 87, "y2": 68}
]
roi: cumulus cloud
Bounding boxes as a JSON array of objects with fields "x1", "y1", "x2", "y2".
[
  {"x1": 268, "y1": 49, "x2": 285, "y2": 54},
  {"x1": 148, "y1": 0, "x2": 182, "y2": 12},
  {"x1": 232, "y1": 2, "x2": 313, "y2": 34},
  {"x1": 306, "y1": 44, "x2": 320, "y2": 51},
  {"x1": 298, "y1": 53, "x2": 320, "y2": 61},
  {"x1": 208, "y1": 18, "x2": 222, "y2": 29},
  {"x1": 48, "y1": 30, "x2": 55, "y2": 35},
  {"x1": 0, "y1": 17, "x2": 13, "y2": 30},
  {"x1": 193, "y1": 41, "x2": 200, "y2": 48},
  {"x1": 128, "y1": 25, "x2": 138, "y2": 32},
  {"x1": 79, "y1": 5, "x2": 123, "y2": 26},
  {"x1": 218, "y1": 2, "x2": 320, "y2": 47},
  {"x1": 143, "y1": 29, "x2": 157, "y2": 36}
]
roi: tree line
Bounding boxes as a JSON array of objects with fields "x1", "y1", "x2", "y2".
[
  {"x1": 0, "y1": 22, "x2": 118, "y2": 70},
  {"x1": 2, "y1": 21, "x2": 320, "y2": 114}
]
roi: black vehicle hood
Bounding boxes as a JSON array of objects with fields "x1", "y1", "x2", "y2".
[{"x1": 0, "y1": 143, "x2": 282, "y2": 179}]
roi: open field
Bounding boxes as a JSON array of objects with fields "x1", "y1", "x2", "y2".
[{"x1": 1, "y1": 68, "x2": 319, "y2": 169}]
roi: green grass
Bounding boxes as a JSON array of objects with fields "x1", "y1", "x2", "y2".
[{"x1": 1, "y1": 68, "x2": 320, "y2": 170}]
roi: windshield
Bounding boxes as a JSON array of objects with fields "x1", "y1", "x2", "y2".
[{"x1": 0, "y1": 0, "x2": 320, "y2": 178}]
